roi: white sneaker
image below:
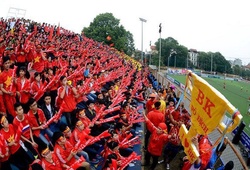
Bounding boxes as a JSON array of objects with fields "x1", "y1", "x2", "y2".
[
  {"x1": 158, "y1": 160, "x2": 164, "y2": 164},
  {"x1": 166, "y1": 163, "x2": 170, "y2": 170}
]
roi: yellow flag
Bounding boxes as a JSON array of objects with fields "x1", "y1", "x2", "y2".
[
  {"x1": 186, "y1": 71, "x2": 242, "y2": 134},
  {"x1": 179, "y1": 71, "x2": 242, "y2": 163}
]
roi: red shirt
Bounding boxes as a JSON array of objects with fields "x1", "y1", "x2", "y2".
[
  {"x1": 28, "y1": 108, "x2": 46, "y2": 137},
  {"x1": 30, "y1": 81, "x2": 46, "y2": 96},
  {"x1": 1, "y1": 124, "x2": 20, "y2": 154},
  {"x1": 13, "y1": 114, "x2": 31, "y2": 140},
  {"x1": 48, "y1": 75, "x2": 59, "y2": 91},
  {"x1": 146, "y1": 120, "x2": 169, "y2": 156},
  {"x1": 171, "y1": 110, "x2": 181, "y2": 122},
  {"x1": 16, "y1": 77, "x2": 31, "y2": 104},
  {"x1": 41, "y1": 152, "x2": 63, "y2": 170},
  {"x1": 0, "y1": 134, "x2": 10, "y2": 162},
  {"x1": 146, "y1": 99, "x2": 155, "y2": 113},
  {"x1": 72, "y1": 128, "x2": 92, "y2": 146},
  {"x1": 0, "y1": 69, "x2": 15, "y2": 91},
  {"x1": 58, "y1": 59, "x2": 68, "y2": 68},
  {"x1": 54, "y1": 141, "x2": 77, "y2": 166},
  {"x1": 147, "y1": 109, "x2": 165, "y2": 127},
  {"x1": 16, "y1": 47, "x2": 26, "y2": 63},
  {"x1": 168, "y1": 126, "x2": 180, "y2": 146},
  {"x1": 57, "y1": 86, "x2": 77, "y2": 112},
  {"x1": 79, "y1": 117, "x2": 91, "y2": 128},
  {"x1": 32, "y1": 52, "x2": 45, "y2": 73}
]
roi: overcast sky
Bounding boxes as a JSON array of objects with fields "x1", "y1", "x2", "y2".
[{"x1": 1, "y1": 0, "x2": 250, "y2": 65}]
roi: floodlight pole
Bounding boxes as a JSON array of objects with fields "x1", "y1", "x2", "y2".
[
  {"x1": 139, "y1": 18, "x2": 147, "y2": 64},
  {"x1": 211, "y1": 54, "x2": 213, "y2": 73},
  {"x1": 158, "y1": 32, "x2": 161, "y2": 72},
  {"x1": 149, "y1": 41, "x2": 152, "y2": 65}
]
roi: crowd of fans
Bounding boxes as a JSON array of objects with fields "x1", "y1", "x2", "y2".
[
  {"x1": 0, "y1": 17, "x2": 147, "y2": 170},
  {"x1": 0, "y1": 17, "x2": 235, "y2": 170}
]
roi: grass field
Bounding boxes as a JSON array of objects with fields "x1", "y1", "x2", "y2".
[{"x1": 169, "y1": 74, "x2": 250, "y2": 134}]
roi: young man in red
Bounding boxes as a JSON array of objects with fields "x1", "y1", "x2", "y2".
[
  {"x1": 16, "y1": 66, "x2": 31, "y2": 113},
  {"x1": 144, "y1": 101, "x2": 165, "y2": 151},
  {"x1": 143, "y1": 113, "x2": 170, "y2": 170},
  {"x1": 145, "y1": 93, "x2": 157, "y2": 114},
  {"x1": 31, "y1": 44, "x2": 47, "y2": 73},
  {"x1": 0, "y1": 56, "x2": 16, "y2": 118},
  {"x1": 12, "y1": 102, "x2": 40, "y2": 159},
  {"x1": 27, "y1": 98, "x2": 52, "y2": 147},
  {"x1": 57, "y1": 75, "x2": 78, "y2": 129},
  {"x1": 72, "y1": 120, "x2": 101, "y2": 163},
  {"x1": 39, "y1": 143, "x2": 63, "y2": 170},
  {"x1": 53, "y1": 131, "x2": 90, "y2": 170},
  {"x1": 59, "y1": 123, "x2": 90, "y2": 163}
]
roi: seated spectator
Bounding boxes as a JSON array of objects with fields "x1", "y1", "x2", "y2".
[
  {"x1": 40, "y1": 92, "x2": 60, "y2": 135},
  {"x1": 52, "y1": 131, "x2": 90, "y2": 170},
  {"x1": 27, "y1": 98, "x2": 52, "y2": 148},
  {"x1": 59, "y1": 123, "x2": 90, "y2": 162},
  {"x1": 13, "y1": 102, "x2": 45, "y2": 160}
]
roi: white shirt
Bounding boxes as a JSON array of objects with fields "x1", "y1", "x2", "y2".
[{"x1": 46, "y1": 104, "x2": 53, "y2": 118}]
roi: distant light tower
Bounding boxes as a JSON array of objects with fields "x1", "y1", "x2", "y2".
[
  {"x1": 139, "y1": 18, "x2": 147, "y2": 64},
  {"x1": 149, "y1": 41, "x2": 152, "y2": 65},
  {"x1": 158, "y1": 23, "x2": 162, "y2": 72},
  {"x1": 211, "y1": 54, "x2": 213, "y2": 73}
]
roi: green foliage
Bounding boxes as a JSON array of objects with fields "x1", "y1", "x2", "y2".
[
  {"x1": 155, "y1": 37, "x2": 188, "y2": 67},
  {"x1": 154, "y1": 37, "x2": 234, "y2": 74},
  {"x1": 82, "y1": 13, "x2": 135, "y2": 56}
]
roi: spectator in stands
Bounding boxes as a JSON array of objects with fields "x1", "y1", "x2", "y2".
[
  {"x1": 0, "y1": 125, "x2": 11, "y2": 170},
  {"x1": 30, "y1": 72, "x2": 46, "y2": 103},
  {"x1": 145, "y1": 83, "x2": 154, "y2": 98},
  {"x1": 0, "y1": 115, "x2": 31, "y2": 170},
  {"x1": 52, "y1": 131, "x2": 90, "y2": 170},
  {"x1": 0, "y1": 17, "x2": 149, "y2": 170},
  {"x1": 163, "y1": 120, "x2": 183, "y2": 169},
  {"x1": 182, "y1": 135, "x2": 213, "y2": 170},
  {"x1": 59, "y1": 123, "x2": 90, "y2": 163},
  {"x1": 57, "y1": 75, "x2": 78, "y2": 129},
  {"x1": 0, "y1": 56, "x2": 17, "y2": 119},
  {"x1": 12, "y1": 102, "x2": 43, "y2": 160},
  {"x1": 39, "y1": 143, "x2": 64, "y2": 170},
  {"x1": 143, "y1": 112, "x2": 170, "y2": 170},
  {"x1": 40, "y1": 91, "x2": 60, "y2": 135},
  {"x1": 145, "y1": 93, "x2": 157, "y2": 114},
  {"x1": 72, "y1": 120, "x2": 101, "y2": 163},
  {"x1": 27, "y1": 98, "x2": 52, "y2": 147},
  {"x1": 157, "y1": 89, "x2": 167, "y2": 114},
  {"x1": 16, "y1": 66, "x2": 31, "y2": 113},
  {"x1": 30, "y1": 44, "x2": 47, "y2": 73},
  {"x1": 144, "y1": 101, "x2": 165, "y2": 151}
]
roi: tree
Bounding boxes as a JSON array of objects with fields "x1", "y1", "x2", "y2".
[
  {"x1": 155, "y1": 37, "x2": 188, "y2": 68},
  {"x1": 82, "y1": 13, "x2": 135, "y2": 56}
]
